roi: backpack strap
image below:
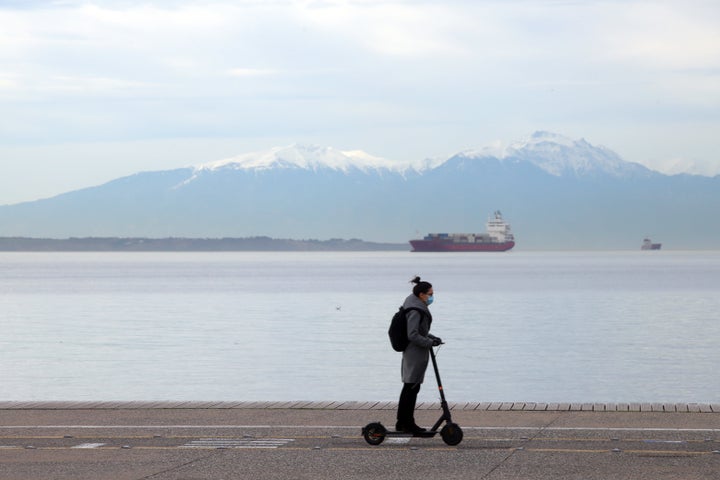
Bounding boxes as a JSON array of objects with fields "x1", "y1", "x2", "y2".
[{"x1": 403, "y1": 306, "x2": 431, "y2": 327}]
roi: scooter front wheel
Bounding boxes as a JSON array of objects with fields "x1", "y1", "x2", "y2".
[
  {"x1": 362, "y1": 422, "x2": 387, "y2": 445},
  {"x1": 440, "y1": 423, "x2": 463, "y2": 446}
]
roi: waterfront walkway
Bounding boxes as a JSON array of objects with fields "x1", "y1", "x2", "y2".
[
  {"x1": 1, "y1": 402, "x2": 719, "y2": 479},
  {"x1": 1, "y1": 400, "x2": 719, "y2": 412}
]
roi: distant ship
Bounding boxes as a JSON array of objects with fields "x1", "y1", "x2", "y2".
[
  {"x1": 641, "y1": 238, "x2": 662, "y2": 250},
  {"x1": 410, "y1": 211, "x2": 515, "y2": 252}
]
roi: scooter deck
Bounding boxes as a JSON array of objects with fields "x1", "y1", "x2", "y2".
[{"x1": 388, "y1": 430, "x2": 437, "y2": 438}]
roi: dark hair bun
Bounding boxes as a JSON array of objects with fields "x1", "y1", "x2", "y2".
[{"x1": 410, "y1": 276, "x2": 421, "y2": 284}]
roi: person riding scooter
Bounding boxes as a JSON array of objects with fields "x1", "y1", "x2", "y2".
[{"x1": 396, "y1": 276, "x2": 442, "y2": 434}]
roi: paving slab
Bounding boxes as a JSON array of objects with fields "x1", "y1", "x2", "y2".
[{"x1": 2, "y1": 402, "x2": 720, "y2": 480}]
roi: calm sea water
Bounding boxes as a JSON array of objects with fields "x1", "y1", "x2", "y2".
[{"x1": 1, "y1": 251, "x2": 719, "y2": 404}]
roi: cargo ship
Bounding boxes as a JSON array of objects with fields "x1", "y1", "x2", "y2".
[
  {"x1": 410, "y1": 211, "x2": 515, "y2": 252},
  {"x1": 641, "y1": 238, "x2": 662, "y2": 250}
]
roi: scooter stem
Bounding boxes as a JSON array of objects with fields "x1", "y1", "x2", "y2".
[{"x1": 429, "y1": 347, "x2": 453, "y2": 432}]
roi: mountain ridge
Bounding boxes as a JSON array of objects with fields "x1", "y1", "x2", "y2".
[
  {"x1": 1, "y1": 132, "x2": 718, "y2": 250},
  {"x1": 457, "y1": 131, "x2": 656, "y2": 179},
  {"x1": 188, "y1": 131, "x2": 680, "y2": 178},
  {"x1": 196, "y1": 143, "x2": 412, "y2": 174}
]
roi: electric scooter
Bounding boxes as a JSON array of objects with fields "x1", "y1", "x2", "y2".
[{"x1": 362, "y1": 346, "x2": 463, "y2": 446}]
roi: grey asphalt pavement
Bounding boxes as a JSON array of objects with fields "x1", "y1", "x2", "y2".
[{"x1": 1, "y1": 402, "x2": 719, "y2": 479}]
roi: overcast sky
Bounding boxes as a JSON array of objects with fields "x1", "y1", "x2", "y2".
[{"x1": 1, "y1": 0, "x2": 719, "y2": 205}]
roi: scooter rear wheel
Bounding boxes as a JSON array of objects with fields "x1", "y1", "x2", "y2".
[
  {"x1": 362, "y1": 422, "x2": 387, "y2": 446},
  {"x1": 440, "y1": 423, "x2": 463, "y2": 446}
]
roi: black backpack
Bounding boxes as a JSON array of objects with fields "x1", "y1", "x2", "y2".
[{"x1": 388, "y1": 306, "x2": 426, "y2": 352}]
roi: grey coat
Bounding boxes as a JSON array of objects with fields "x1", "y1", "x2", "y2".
[{"x1": 401, "y1": 293, "x2": 439, "y2": 384}]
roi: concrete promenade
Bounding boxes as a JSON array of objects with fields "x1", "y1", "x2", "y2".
[
  {"x1": 2, "y1": 400, "x2": 719, "y2": 412},
  {"x1": 1, "y1": 401, "x2": 720, "y2": 479}
]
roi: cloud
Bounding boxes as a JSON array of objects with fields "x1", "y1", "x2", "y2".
[
  {"x1": 596, "y1": 2, "x2": 720, "y2": 71},
  {"x1": 296, "y1": 2, "x2": 472, "y2": 57},
  {"x1": 227, "y1": 68, "x2": 282, "y2": 77},
  {"x1": 0, "y1": 0, "x2": 719, "y2": 182}
]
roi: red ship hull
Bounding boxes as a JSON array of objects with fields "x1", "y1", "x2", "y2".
[{"x1": 410, "y1": 239, "x2": 515, "y2": 252}]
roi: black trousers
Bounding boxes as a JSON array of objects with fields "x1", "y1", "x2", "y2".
[{"x1": 397, "y1": 382, "x2": 421, "y2": 425}]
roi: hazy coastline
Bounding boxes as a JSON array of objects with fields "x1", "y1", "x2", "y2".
[{"x1": 0, "y1": 236, "x2": 407, "y2": 252}]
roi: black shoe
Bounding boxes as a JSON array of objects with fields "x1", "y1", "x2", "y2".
[
  {"x1": 409, "y1": 423, "x2": 427, "y2": 434},
  {"x1": 396, "y1": 421, "x2": 426, "y2": 434}
]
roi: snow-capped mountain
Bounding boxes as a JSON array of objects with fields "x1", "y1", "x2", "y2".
[
  {"x1": 195, "y1": 132, "x2": 653, "y2": 178},
  {"x1": 197, "y1": 144, "x2": 411, "y2": 173},
  {"x1": 458, "y1": 131, "x2": 652, "y2": 178},
  {"x1": 0, "y1": 132, "x2": 718, "y2": 249}
]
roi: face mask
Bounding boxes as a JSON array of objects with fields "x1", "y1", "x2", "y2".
[{"x1": 426, "y1": 295, "x2": 434, "y2": 306}]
